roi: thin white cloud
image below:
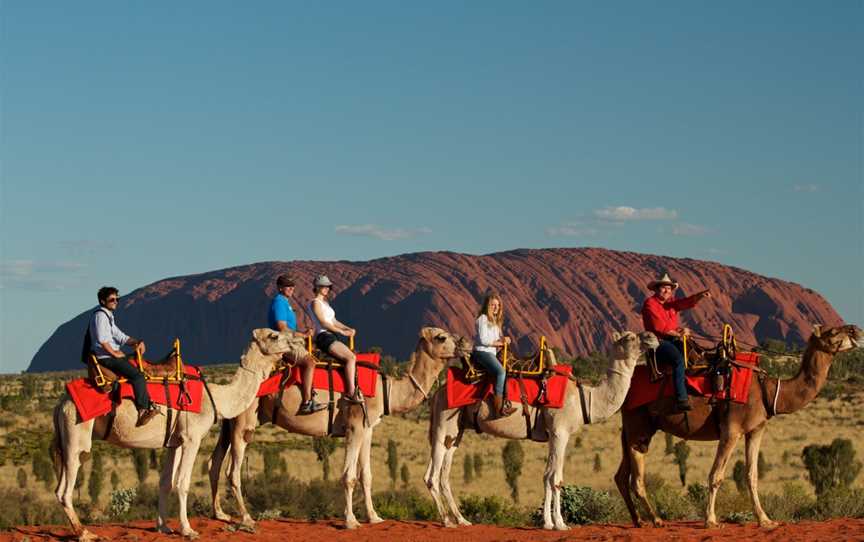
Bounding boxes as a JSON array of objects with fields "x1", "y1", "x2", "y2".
[
  {"x1": 671, "y1": 223, "x2": 710, "y2": 236},
  {"x1": 0, "y1": 260, "x2": 88, "y2": 290},
  {"x1": 334, "y1": 224, "x2": 432, "y2": 241},
  {"x1": 546, "y1": 223, "x2": 601, "y2": 237},
  {"x1": 594, "y1": 206, "x2": 678, "y2": 222},
  {"x1": 793, "y1": 184, "x2": 820, "y2": 193}
]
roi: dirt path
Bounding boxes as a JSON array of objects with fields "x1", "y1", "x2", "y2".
[{"x1": 4, "y1": 518, "x2": 864, "y2": 542}]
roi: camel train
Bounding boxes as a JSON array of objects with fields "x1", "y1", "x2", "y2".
[{"x1": 53, "y1": 282, "x2": 861, "y2": 539}]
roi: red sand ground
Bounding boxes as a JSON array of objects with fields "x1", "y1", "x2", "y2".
[{"x1": 4, "y1": 518, "x2": 864, "y2": 542}]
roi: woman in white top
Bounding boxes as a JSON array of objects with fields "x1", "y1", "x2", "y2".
[
  {"x1": 309, "y1": 274, "x2": 362, "y2": 403},
  {"x1": 471, "y1": 293, "x2": 515, "y2": 418}
]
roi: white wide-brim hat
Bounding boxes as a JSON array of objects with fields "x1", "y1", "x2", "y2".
[
  {"x1": 313, "y1": 274, "x2": 334, "y2": 288},
  {"x1": 647, "y1": 272, "x2": 679, "y2": 291}
]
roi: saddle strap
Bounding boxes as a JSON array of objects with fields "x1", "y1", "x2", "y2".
[
  {"x1": 381, "y1": 372, "x2": 390, "y2": 416},
  {"x1": 326, "y1": 360, "x2": 335, "y2": 436},
  {"x1": 577, "y1": 383, "x2": 590, "y2": 425},
  {"x1": 758, "y1": 375, "x2": 777, "y2": 418},
  {"x1": 272, "y1": 369, "x2": 292, "y2": 425},
  {"x1": 103, "y1": 382, "x2": 120, "y2": 440},
  {"x1": 163, "y1": 378, "x2": 173, "y2": 448},
  {"x1": 199, "y1": 372, "x2": 218, "y2": 425},
  {"x1": 516, "y1": 374, "x2": 532, "y2": 439}
]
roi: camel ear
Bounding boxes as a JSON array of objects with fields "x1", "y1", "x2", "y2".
[
  {"x1": 612, "y1": 331, "x2": 622, "y2": 342},
  {"x1": 420, "y1": 327, "x2": 434, "y2": 342},
  {"x1": 812, "y1": 324, "x2": 822, "y2": 338},
  {"x1": 252, "y1": 328, "x2": 280, "y2": 347}
]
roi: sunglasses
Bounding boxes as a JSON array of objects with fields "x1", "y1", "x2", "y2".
[{"x1": 106, "y1": 297, "x2": 120, "y2": 303}]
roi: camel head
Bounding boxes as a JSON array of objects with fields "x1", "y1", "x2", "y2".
[
  {"x1": 247, "y1": 328, "x2": 305, "y2": 374},
  {"x1": 808, "y1": 324, "x2": 862, "y2": 355},
  {"x1": 418, "y1": 327, "x2": 463, "y2": 361},
  {"x1": 609, "y1": 330, "x2": 656, "y2": 364}
]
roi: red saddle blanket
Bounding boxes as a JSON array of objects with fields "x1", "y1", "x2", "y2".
[
  {"x1": 446, "y1": 365, "x2": 572, "y2": 409},
  {"x1": 622, "y1": 353, "x2": 758, "y2": 412},
  {"x1": 257, "y1": 353, "x2": 381, "y2": 398},
  {"x1": 66, "y1": 364, "x2": 206, "y2": 422}
]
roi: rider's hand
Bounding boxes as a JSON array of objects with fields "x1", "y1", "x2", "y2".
[
  {"x1": 136, "y1": 342, "x2": 146, "y2": 355},
  {"x1": 503, "y1": 337, "x2": 511, "y2": 346},
  {"x1": 346, "y1": 328, "x2": 356, "y2": 338}
]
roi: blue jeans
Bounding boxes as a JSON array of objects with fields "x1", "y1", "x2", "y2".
[
  {"x1": 471, "y1": 350, "x2": 506, "y2": 396},
  {"x1": 98, "y1": 356, "x2": 152, "y2": 410},
  {"x1": 656, "y1": 340, "x2": 687, "y2": 402}
]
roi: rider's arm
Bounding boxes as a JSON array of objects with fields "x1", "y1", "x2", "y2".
[
  {"x1": 476, "y1": 315, "x2": 503, "y2": 347},
  {"x1": 642, "y1": 298, "x2": 677, "y2": 337}
]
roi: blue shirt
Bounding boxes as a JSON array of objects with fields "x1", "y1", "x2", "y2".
[
  {"x1": 89, "y1": 308, "x2": 130, "y2": 359},
  {"x1": 268, "y1": 294, "x2": 297, "y2": 331}
]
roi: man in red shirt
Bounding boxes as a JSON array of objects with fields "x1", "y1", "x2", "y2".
[{"x1": 641, "y1": 273, "x2": 711, "y2": 411}]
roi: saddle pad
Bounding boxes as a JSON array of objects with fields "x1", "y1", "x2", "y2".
[
  {"x1": 257, "y1": 353, "x2": 380, "y2": 398},
  {"x1": 67, "y1": 366, "x2": 205, "y2": 422},
  {"x1": 622, "y1": 361, "x2": 754, "y2": 412},
  {"x1": 446, "y1": 365, "x2": 572, "y2": 410}
]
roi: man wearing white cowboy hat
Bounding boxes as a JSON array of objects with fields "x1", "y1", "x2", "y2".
[{"x1": 641, "y1": 272, "x2": 711, "y2": 411}]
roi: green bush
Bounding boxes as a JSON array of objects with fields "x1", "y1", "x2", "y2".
[
  {"x1": 802, "y1": 438, "x2": 862, "y2": 495},
  {"x1": 686, "y1": 483, "x2": 707, "y2": 514},
  {"x1": 459, "y1": 494, "x2": 527, "y2": 526},
  {"x1": 373, "y1": 488, "x2": 437, "y2": 520},
  {"x1": 558, "y1": 485, "x2": 614, "y2": 524},
  {"x1": 641, "y1": 474, "x2": 694, "y2": 520},
  {"x1": 501, "y1": 441, "x2": 524, "y2": 502},
  {"x1": 761, "y1": 482, "x2": 815, "y2": 521},
  {"x1": 242, "y1": 474, "x2": 344, "y2": 521}
]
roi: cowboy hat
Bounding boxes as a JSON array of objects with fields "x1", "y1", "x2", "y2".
[
  {"x1": 647, "y1": 272, "x2": 679, "y2": 291},
  {"x1": 313, "y1": 274, "x2": 334, "y2": 288}
]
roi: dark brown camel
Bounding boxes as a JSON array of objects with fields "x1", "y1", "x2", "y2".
[{"x1": 615, "y1": 324, "x2": 861, "y2": 529}]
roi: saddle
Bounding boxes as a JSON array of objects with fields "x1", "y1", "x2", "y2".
[
  {"x1": 87, "y1": 339, "x2": 188, "y2": 392},
  {"x1": 461, "y1": 336, "x2": 552, "y2": 381}
]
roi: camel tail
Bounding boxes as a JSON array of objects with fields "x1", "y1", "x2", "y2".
[{"x1": 50, "y1": 405, "x2": 63, "y2": 481}]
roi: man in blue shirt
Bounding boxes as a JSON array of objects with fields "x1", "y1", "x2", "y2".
[{"x1": 270, "y1": 275, "x2": 325, "y2": 415}]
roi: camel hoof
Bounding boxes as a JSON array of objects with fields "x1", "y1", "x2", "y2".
[
  {"x1": 759, "y1": 520, "x2": 779, "y2": 530},
  {"x1": 652, "y1": 518, "x2": 664, "y2": 528},
  {"x1": 368, "y1": 515, "x2": 384, "y2": 525},
  {"x1": 213, "y1": 510, "x2": 232, "y2": 522},
  {"x1": 240, "y1": 517, "x2": 257, "y2": 529},
  {"x1": 456, "y1": 518, "x2": 472, "y2": 526},
  {"x1": 345, "y1": 519, "x2": 361, "y2": 530},
  {"x1": 156, "y1": 525, "x2": 174, "y2": 535},
  {"x1": 543, "y1": 522, "x2": 554, "y2": 530},
  {"x1": 78, "y1": 529, "x2": 99, "y2": 542},
  {"x1": 705, "y1": 520, "x2": 721, "y2": 529},
  {"x1": 555, "y1": 523, "x2": 570, "y2": 531},
  {"x1": 182, "y1": 528, "x2": 200, "y2": 539}
]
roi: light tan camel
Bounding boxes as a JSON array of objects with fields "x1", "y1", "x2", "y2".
[
  {"x1": 615, "y1": 324, "x2": 861, "y2": 529},
  {"x1": 424, "y1": 330, "x2": 659, "y2": 530},
  {"x1": 51, "y1": 328, "x2": 302, "y2": 541},
  {"x1": 208, "y1": 327, "x2": 467, "y2": 529}
]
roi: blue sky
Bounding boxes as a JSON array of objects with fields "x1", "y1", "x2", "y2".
[{"x1": 1, "y1": 1, "x2": 861, "y2": 373}]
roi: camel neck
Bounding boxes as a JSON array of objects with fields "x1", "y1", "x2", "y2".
[
  {"x1": 585, "y1": 355, "x2": 638, "y2": 421},
  {"x1": 210, "y1": 343, "x2": 269, "y2": 420},
  {"x1": 388, "y1": 349, "x2": 440, "y2": 413},
  {"x1": 775, "y1": 344, "x2": 833, "y2": 415}
]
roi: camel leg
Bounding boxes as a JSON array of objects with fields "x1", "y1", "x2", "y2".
[
  {"x1": 440, "y1": 444, "x2": 471, "y2": 526},
  {"x1": 423, "y1": 401, "x2": 460, "y2": 527},
  {"x1": 208, "y1": 420, "x2": 232, "y2": 522},
  {"x1": 705, "y1": 432, "x2": 742, "y2": 528},
  {"x1": 614, "y1": 430, "x2": 642, "y2": 527},
  {"x1": 745, "y1": 424, "x2": 776, "y2": 528},
  {"x1": 629, "y1": 443, "x2": 662, "y2": 527},
  {"x1": 157, "y1": 447, "x2": 180, "y2": 534},
  {"x1": 226, "y1": 423, "x2": 256, "y2": 528},
  {"x1": 341, "y1": 416, "x2": 365, "y2": 529},
  {"x1": 359, "y1": 427, "x2": 383, "y2": 524},
  {"x1": 55, "y1": 408, "x2": 96, "y2": 541},
  {"x1": 175, "y1": 440, "x2": 203, "y2": 538},
  {"x1": 549, "y1": 431, "x2": 571, "y2": 531}
]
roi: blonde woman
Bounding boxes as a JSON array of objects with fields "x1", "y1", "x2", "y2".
[
  {"x1": 309, "y1": 275, "x2": 362, "y2": 403},
  {"x1": 471, "y1": 293, "x2": 515, "y2": 418}
]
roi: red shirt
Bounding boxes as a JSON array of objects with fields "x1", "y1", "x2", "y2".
[{"x1": 641, "y1": 294, "x2": 700, "y2": 338}]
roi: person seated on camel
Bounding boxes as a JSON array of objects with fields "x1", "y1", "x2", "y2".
[
  {"x1": 471, "y1": 293, "x2": 516, "y2": 418},
  {"x1": 269, "y1": 274, "x2": 326, "y2": 415},
  {"x1": 88, "y1": 286, "x2": 160, "y2": 427},
  {"x1": 309, "y1": 274, "x2": 363, "y2": 404},
  {"x1": 641, "y1": 272, "x2": 711, "y2": 412}
]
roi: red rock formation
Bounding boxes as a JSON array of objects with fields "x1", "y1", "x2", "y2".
[{"x1": 28, "y1": 248, "x2": 843, "y2": 372}]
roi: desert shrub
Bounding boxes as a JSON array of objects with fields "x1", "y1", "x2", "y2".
[
  {"x1": 502, "y1": 441, "x2": 524, "y2": 502},
  {"x1": 761, "y1": 482, "x2": 815, "y2": 521},
  {"x1": 0, "y1": 488, "x2": 66, "y2": 529},
  {"x1": 261, "y1": 445, "x2": 287, "y2": 480},
  {"x1": 373, "y1": 488, "x2": 437, "y2": 520},
  {"x1": 813, "y1": 487, "x2": 864, "y2": 519},
  {"x1": 400, "y1": 463, "x2": 410, "y2": 487},
  {"x1": 242, "y1": 474, "x2": 343, "y2": 520},
  {"x1": 642, "y1": 474, "x2": 694, "y2": 520},
  {"x1": 724, "y1": 510, "x2": 754, "y2": 524},
  {"x1": 802, "y1": 438, "x2": 862, "y2": 495},
  {"x1": 386, "y1": 439, "x2": 399, "y2": 487},
  {"x1": 131, "y1": 449, "x2": 149, "y2": 484},
  {"x1": 828, "y1": 348, "x2": 864, "y2": 383},
  {"x1": 732, "y1": 460, "x2": 747, "y2": 493},
  {"x1": 88, "y1": 451, "x2": 104, "y2": 504},
  {"x1": 593, "y1": 453, "x2": 602, "y2": 473},
  {"x1": 312, "y1": 436, "x2": 338, "y2": 481},
  {"x1": 473, "y1": 453, "x2": 484, "y2": 477},
  {"x1": 108, "y1": 488, "x2": 137, "y2": 519},
  {"x1": 459, "y1": 494, "x2": 527, "y2": 526},
  {"x1": 672, "y1": 441, "x2": 690, "y2": 487},
  {"x1": 558, "y1": 485, "x2": 614, "y2": 524},
  {"x1": 16, "y1": 468, "x2": 27, "y2": 489},
  {"x1": 686, "y1": 483, "x2": 707, "y2": 514},
  {"x1": 463, "y1": 454, "x2": 473, "y2": 483},
  {"x1": 568, "y1": 352, "x2": 608, "y2": 383}
]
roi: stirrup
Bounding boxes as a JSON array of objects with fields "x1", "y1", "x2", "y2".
[{"x1": 342, "y1": 389, "x2": 364, "y2": 404}]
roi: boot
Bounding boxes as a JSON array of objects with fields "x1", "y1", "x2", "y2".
[
  {"x1": 674, "y1": 398, "x2": 692, "y2": 412},
  {"x1": 297, "y1": 399, "x2": 327, "y2": 415},
  {"x1": 135, "y1": 404, "x2": 160, "y2": 427},
  {"x1": 493, "y1": 395, "x2": 516, "y2": 418}
]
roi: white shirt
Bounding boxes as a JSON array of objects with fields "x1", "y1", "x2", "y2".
[
  {"x1": 89, "y1": 308, "x2": 130, "y2": 359},
  {"x1": 474, "y1": 314, "x2": 501, "y2": 354},
  {"x1": 309, "y1": 298, "x2": 336, "y2": 335}
]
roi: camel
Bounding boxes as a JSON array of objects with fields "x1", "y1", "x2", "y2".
[
  {"x1": 615, "y1": 324, "x2": 862, "y2": 529},
  {"x1": 423, "y1": 330, "x2": 659, "y2": 530},
  {"x1": 51, "y1": 328, "x2": 302, "y2": 541},
  {"x1": 208, "y1": 327, "x2": 467, "y2": 529}
]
